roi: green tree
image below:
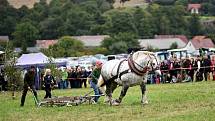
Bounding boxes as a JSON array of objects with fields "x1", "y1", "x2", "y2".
[
  {"x1": 188, "y1": 14, "x2": 202, "y2": 36},
  {"x1": 107, "y1": 11, "x2": 137, "y2": 35},
  {"x1": 138, "y1": 16, "x2": 155, "y2": 38},
  {"x1": 201, "y1": 3, "x2": 211, "y2": 15},
  {"x1": 0, "y1": 0, "x2": 18, "y2": 36},
  {"x1": 63, "y1": 9, "x2": 94, "y2": 35},
  {"x1": 154, "y1": 0, "x2": 176, "y2": 5},
  {"x1": 4, "y1": 42, "x2": 22, "y2": 99},
  {"x1": 33, "y1": 0, "x2": 49, "y2": 21},
  {"x1": 110, "y1": 41, "x2": 128, "y2": 54},
  {"x1": 102, "y1": 32, "x2": 139, "y2": 54},
  {"x1": 175, "y1": 0, "x2": 189, "y2": 6},
  {"x1": 158, "y1": 15, "x2": 171, "y2": 34},
  {"x1": 96, "y1": 0, "x2": 112, "y2": 12},
  {"x1": 207, "y1": 34, "x2": 215, "y2": 44},
  {"x1": 133, "y1": 7, "x2": 155, "y2": 38},
  {"x1": 58, "y1": 36, "x2": 84, "y2": 56},
  {"x1": 13, "y1": 22, "x2": 39, "y2": 48},
  {"x1": 44, "y1": 36, "x2": 85, "y2": 57},
  {"x1": 17, "y1": 6, "x2": 30, "y2": 20},
  {"x1": 165, "y1": 5, "x2": 189, "y2": 35},
  {"x1": 169, "y1": 42, "x2": 178, "y2": 49},
  {"x1": 39, "y1": 17, "x2": 64, "y2": 39},
  {"x1": 106, "y1": 0, "x2": 115, "y2": 4}
]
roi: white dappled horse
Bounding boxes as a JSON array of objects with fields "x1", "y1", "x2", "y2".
[{"x1": 97, "y1": 51, "x2": 161, "y2": 106}]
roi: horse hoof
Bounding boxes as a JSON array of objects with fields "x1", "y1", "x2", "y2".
[
  {"x1": 111, "y1": 100, "x2": 120, "y2": 106},
  {"x1": 141, "y1": 100, "x2": 149, "y2": 105},
  {"x1": 112, "y1": 102, "x2": 120, "y2": 106}
]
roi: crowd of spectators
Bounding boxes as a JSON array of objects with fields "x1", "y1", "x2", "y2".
[
  {"x1": 147, "y1": 54, "x2": 214, "y2": 84},
  {"x1": 55, "y1": 65, "x2": 93, "y2": 89}
]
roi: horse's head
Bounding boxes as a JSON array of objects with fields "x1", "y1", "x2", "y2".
[
  {"x1": 150, "y1": 54, "x2": 161, "y2": 76},
  {"x1": 131, "y1": 51, "x2": 161, "y2": 76}
]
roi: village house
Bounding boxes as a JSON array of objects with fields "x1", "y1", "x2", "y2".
[
  {"x1": 138, "y1": 38, "x2": 187, "y2": 51},
  {"x1": 154, "y1": 35, "x2": 189, "y2": 43},
  {"x1": 169, "y1": 36, "x2": 215, "y2": 54},
  {"x1": 36, "y1": 40, "x2": 58, "y2": 49},
  {"x1": 35, "y1": 35, "x2": 110, "y2": 49},
  {"x1": 190, "y1": 36, "x2": 214, "y2": 50},
  {"x1": 0, "y1": 36, "x2": 9, "y2": 42},
  {"x1": 188, "y1": 4, "x2": 201, "y2": 14},
  {"x1": 72, "y1": 35, "x2": 109, "y2": 47}
]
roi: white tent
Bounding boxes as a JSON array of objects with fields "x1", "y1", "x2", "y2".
[
  {"x1": 0, "y1": 51, "x2": 5, "y2": 55},
  {"x1": 16, "y1": 52, "x2": 49, "y2": 67}
]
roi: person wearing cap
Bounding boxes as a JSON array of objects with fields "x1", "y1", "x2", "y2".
[
  {"x1": 43, "y1": 69, "x2": 55, "y2": 98},
  {"x1": 20, "y1": 66, "x2": 38, "y2": 106},
  {"x1": 89, "y1": 60, "x2": 103, "y2": 103}
]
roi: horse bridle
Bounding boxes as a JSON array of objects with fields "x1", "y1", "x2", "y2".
[{"x1": 128, "y1": 52, "x2": 159, "y2": 76}]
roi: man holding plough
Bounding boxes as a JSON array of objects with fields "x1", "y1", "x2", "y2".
[{"x1": 20, "y1": 66, "x2": 38, "y2": 107}]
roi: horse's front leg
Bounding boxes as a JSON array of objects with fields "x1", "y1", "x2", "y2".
[
  {"x1": 113, "y1": 85, "x2": 129, "y2": 106},
  {"x1": 140, "y1": 83, "x2": 148, "y2": 105}
]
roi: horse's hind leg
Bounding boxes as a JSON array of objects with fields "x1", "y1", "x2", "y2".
[
  {"x1": 105, "y1": 81, "x2": 113, "y2": 105},
  {"x1": 140, "y1": 83, "x2": 148, "y2": 105}
]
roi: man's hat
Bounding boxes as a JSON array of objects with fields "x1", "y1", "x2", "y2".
[{"x1": 96, "y1": 60, "x2": 103, "y2": 65}]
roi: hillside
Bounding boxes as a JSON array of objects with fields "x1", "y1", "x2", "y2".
[
  {"x1": 7, "y1": 0, "x2": 147, "y2": 9},
  {"x1": 113, "y1": 0, "x2": 147, "y2": 8},
  {"x1": 7, "y1": 0, "x2": 51, "y2": 9}
]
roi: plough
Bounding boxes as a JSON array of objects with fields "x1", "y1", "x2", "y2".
[
  {"x1": 38, "y1": 95, "x2": 100, "y2": 107},
  {"x1": 30, "y1": 89, "x2": 104, "y2": 107}
]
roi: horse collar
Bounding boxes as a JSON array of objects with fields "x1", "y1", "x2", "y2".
[{"x1": 128, "y1": 54, "x2": 148, "y2": 76}]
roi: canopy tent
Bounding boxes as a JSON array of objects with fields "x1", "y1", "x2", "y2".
[
  {"x1": 0, "y1": 51, "x2": 5, "y2": 55},
  {"x1": 16, "y1": 52, "x2": 66, "y2": 68},
  {"x1": 16, "y1": 53, "x2": 49, "y2": 67},
  {"x1": 16, "y1": 52, "x2": 66, "y2": 90}
]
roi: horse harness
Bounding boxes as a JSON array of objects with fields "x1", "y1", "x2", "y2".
[
  {"x1": 109, "y1": 59, "x2": 129, "y2": 81},
  {"x1": 108, "y1": 52, "x2": 158, "y2": 82}
]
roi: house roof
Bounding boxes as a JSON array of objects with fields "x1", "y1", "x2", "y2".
[
  {"x1": 36, "y1": 40, "x2": 58, "y2": 48},
  {"x1": 191, "y1": 36, "x2": 214, "y2": 49},
  {"x1": 0, "y1": 36, "x2": 9, "y2": 42},
  {"x1": 154, "y1": 35, "x2": 189, "y2": 43},
  {"x1": 72, "y1": 35, "x2": 109, "y2": 47},
  {"x1": 188, "y1": 4, "x2": 201, "y2": 10},
  {"x1": 138, "y1": 38, "x2": 187, "y2": 50}
]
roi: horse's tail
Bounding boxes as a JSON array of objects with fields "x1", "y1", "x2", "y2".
[
  {"x1": 97, "y1": 75, "x2": 106, "y2": 94},
  {"x1": 97, "y1": 75, "x2": 104, "y2": 87}
]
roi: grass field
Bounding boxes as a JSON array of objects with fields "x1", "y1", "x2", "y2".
[{"x1": 1, "y1": 81, "x2": 215, "y2": 121}]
